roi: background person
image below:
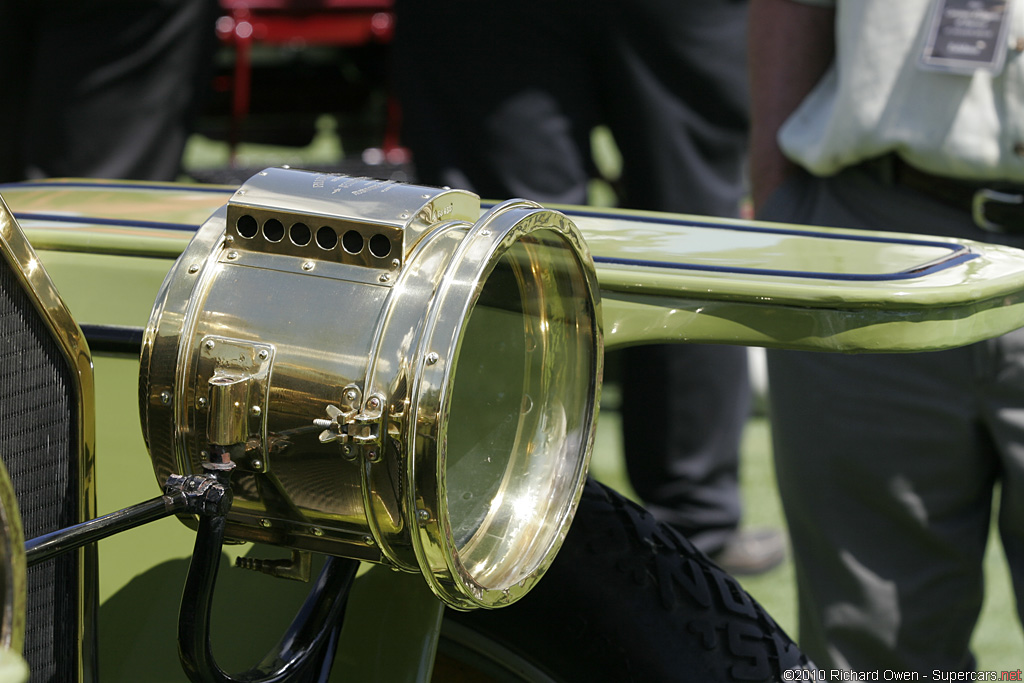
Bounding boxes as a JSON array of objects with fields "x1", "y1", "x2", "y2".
[
  {"x1": 0, "y1": 0, "x2": 217, "y2": 182},
  {"x1": 393, "y1": 0, "x2": 786, "y2": 575},
  {"x1": 750, "y1": 0, "x2": 1024, "y2": 672}
]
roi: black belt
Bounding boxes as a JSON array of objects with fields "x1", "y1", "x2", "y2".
[{"x1": 882, "y1": 157, "x2": 1024, "y2": 234}]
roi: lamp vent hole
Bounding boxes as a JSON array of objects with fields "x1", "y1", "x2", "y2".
[
  {"x1": 317, "y1": 226, "x2": 339, "y2": 250},
  {"x1": 290, "y1": 222, "x2": 311, "y2": 246},
  {"x1": 263, "y1": 218, "x2": 285, "y2": 243},
  {"x1": 369, "y1": 234, "x2": 392, "y2": 258},
  {"x1": 342, "y1": 230, "x2": 364, "y2": 254},
  {"x1": 236, "y1": 214, "x2": 258, "y2": 238}
]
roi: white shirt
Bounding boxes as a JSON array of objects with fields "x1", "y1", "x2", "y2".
[{"x1": 780, "y1": 0, "x2": 1024, "y2": 182}]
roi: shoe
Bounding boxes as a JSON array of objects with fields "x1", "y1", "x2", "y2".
[{"x1": 709, "y1": 528, "x2": 786, "y2": 576}]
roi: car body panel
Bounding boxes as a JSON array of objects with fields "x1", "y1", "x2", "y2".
[{"x1": 7, "y1": 178, "x2": 1024, "y2": 354}]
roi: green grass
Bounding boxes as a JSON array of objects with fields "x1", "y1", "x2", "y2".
[{"x1": 182, "y1": 114, "x2": 346, "y2": 174}]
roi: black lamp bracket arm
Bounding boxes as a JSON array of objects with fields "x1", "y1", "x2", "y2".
[
  {"x1": 24, "y1": 463, "x2": 234, "y2": 567},
  {"x1": 176, "y1": 452, "x2": 358, "y2": 683}
]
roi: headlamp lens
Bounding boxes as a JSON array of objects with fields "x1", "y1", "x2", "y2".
[{"x1": 445, "y1": 229, "x2": 598, "y2": 592}]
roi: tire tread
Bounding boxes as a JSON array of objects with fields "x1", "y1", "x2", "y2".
[{"x1": 443, "y1": 479, "x2": 818, "y2": 682}]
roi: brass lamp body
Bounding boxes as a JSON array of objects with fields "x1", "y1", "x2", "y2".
[{"x1": 139, "y1": 168, "x2": 602, "y2": 609}]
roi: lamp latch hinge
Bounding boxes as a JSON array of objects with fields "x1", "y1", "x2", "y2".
[{"x1": 314, "y1": 385, "x2": 385, "y2": 450}]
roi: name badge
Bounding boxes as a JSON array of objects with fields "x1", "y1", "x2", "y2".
[{"x1": 919, "y1": 0, "x2": 1013, "y2": 74}]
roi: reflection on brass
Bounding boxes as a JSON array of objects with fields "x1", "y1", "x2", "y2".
[
  {"x1": 208, "y1": 374, "x2": 251, "y2": 446},
  {"x1": 140, "y1": 169, "x2": 602, "y2": 610},
  {"x1": 194, "y1": 336, "x2": 274, "y2": 472},
  {"x1": 0, "y1": 457, "x2": 22, "y2": 655}
]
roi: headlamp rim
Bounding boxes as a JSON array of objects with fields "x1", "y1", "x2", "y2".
[{"x1": 406, "y1": 200, "x2": 603, "y2": 609}]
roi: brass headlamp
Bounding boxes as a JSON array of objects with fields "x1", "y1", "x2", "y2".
[{"x1": 139, "y1": 168, "x2": 602, "y2": 609}]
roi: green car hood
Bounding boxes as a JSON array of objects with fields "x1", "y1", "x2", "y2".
[{"x1": 5, "y1": 177, "x2": 1024, "y2": 353}]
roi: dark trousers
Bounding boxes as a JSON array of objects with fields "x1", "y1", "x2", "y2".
[
  {"x1": 760, "y1": 165, "x2": 1024, "y2": 672},
  {"x1": 394, "y1": 0, "x2": 752, "y2": 551},
  {"x1": 0, "y1": 0, "x2": 217, "y2": 182}
]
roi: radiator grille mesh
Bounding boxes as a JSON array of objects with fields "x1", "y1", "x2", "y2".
[{"x1": 0, "y1": 259, "x2": 79, "y2": 682}]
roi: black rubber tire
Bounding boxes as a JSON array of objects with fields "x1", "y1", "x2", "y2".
[{"x1": 438, "y1": 479, "x2": 817, "y2": 682}]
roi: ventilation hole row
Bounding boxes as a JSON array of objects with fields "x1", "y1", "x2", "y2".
[{"x1": 235, "y1": 214, "x2": 393, "y2": 257}]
